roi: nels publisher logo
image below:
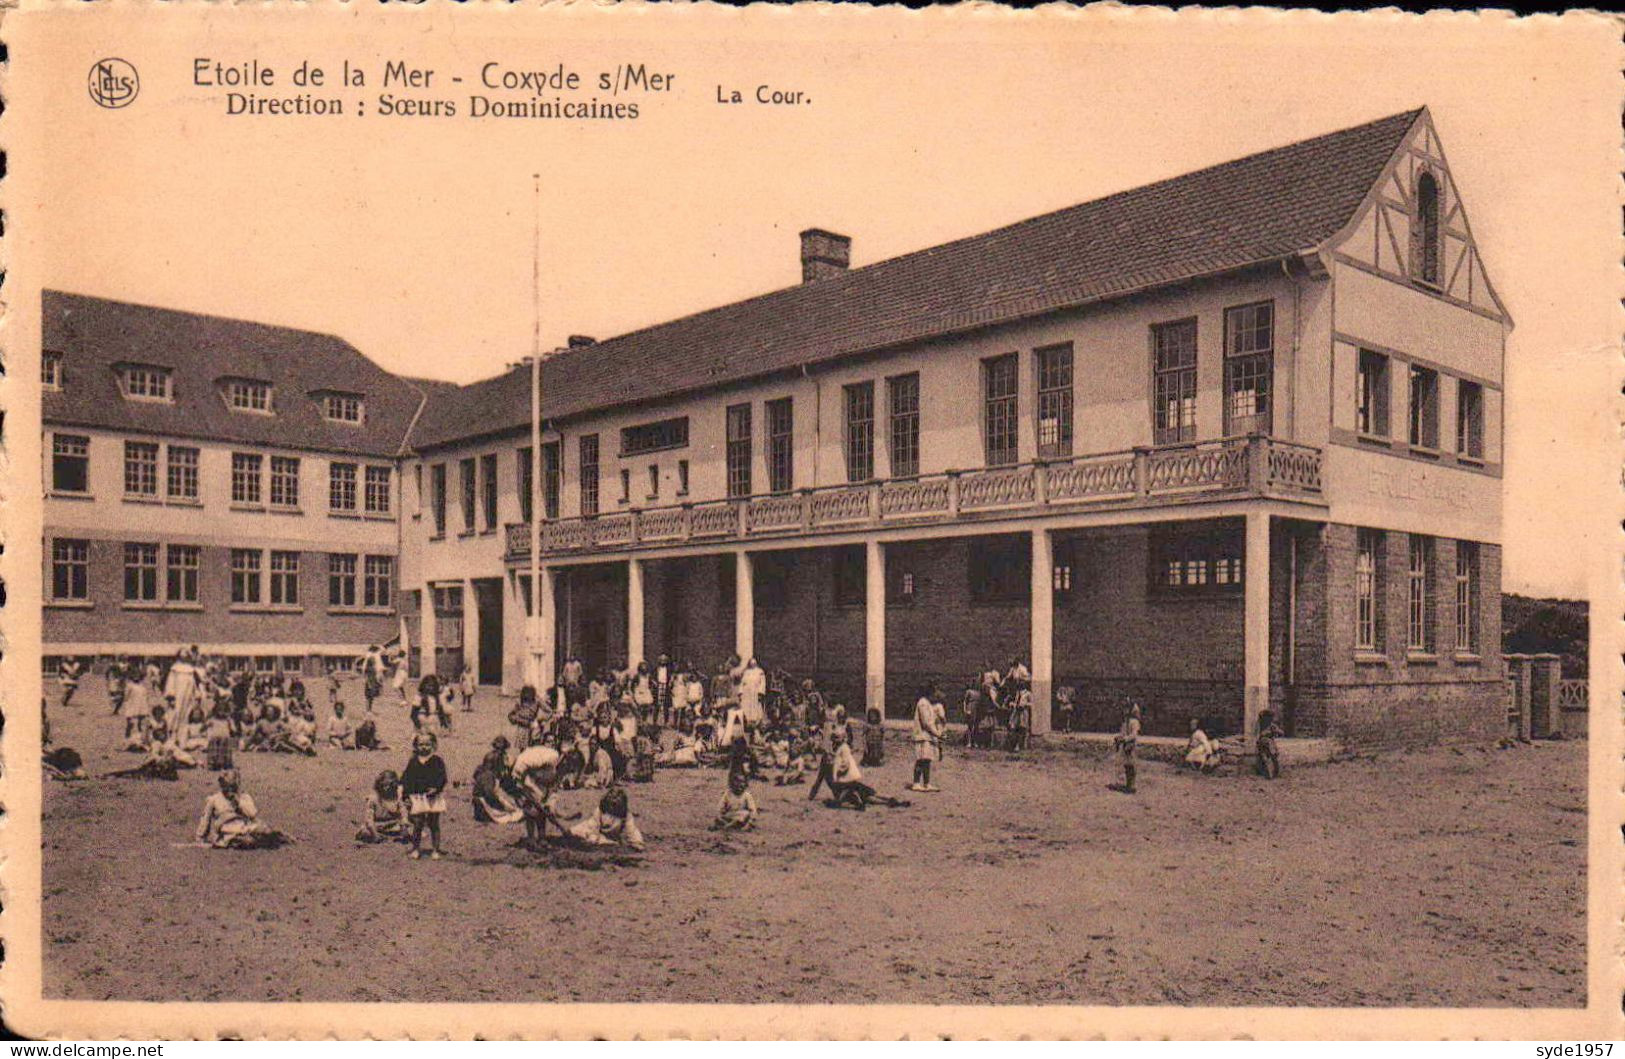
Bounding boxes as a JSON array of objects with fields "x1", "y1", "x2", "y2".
[{"x1": 88, "y1": 58, "x2": 139, "y2": 108}]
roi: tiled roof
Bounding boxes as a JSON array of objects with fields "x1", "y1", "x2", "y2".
[{"x1": 42, "y1": 291, "x2": 428, "y2": 458}]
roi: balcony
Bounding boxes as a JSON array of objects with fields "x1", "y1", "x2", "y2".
[{"x1": 504, "y1": 435, "x2": 1323, "y2": 561}]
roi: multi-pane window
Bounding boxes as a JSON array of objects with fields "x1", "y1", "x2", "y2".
[
  {"x1": 270, "y1": 456, "x2": 300, "y2": 509},
  {"x1": 459, "y1": 458, "x2": 477, "y2": 531},
  {"x1": 51, "y1": 539, "x2": 89, "y2": 601},
  {"x1": 42, "y1": 351, "x2": 63, "y2": 390},
  {"x1": 1035, "y1": 344, "x2": 1074, "y2": 458},
  {"x1": 123, "y1": 542, "x2": 159, "y2": 603},
  {"x1": 1355, "y1": 528, "x2": 1383, "y2": 652},
  {"x1": 844, "y1": 381, "x2": 876, "y2": 482},
  {"x1": 481, "y1": 453, "x2": 499, "y2": 530},
  {"x1": 1152, "y1": 319, "x2": 1198, "y2": 444},
  {"x1": 543, "y1": 443, "x2": 561, "y2": 520},
  {"x1": 766, "y1": 398, "x2": 794, "y2": 493},
  {"x1": 1454, "y1": 541, "x2": 1479, "y2": 654},
  {"x1": 1413, "y1": 171, "x2": 1441, "y2": 287},
  {"x1": 579, "y1": 435, "x2": 600, "y2": 516},
  {"x1": 231, "y1": 453, "x2": 263, "y2": 505},
  {"x1": 1224, "y1": 302, "x2": 1273, "y2": 435},
  {"x1": 431, "y1": 464, "x2": 447, "y2": 536},
  {"x1": 725, "y1": 404, "x2": 752, "y2": 498},
  {"x1": 1407, "y1": 534, "x2": 1436, "y2": 654},
  {"x1": 888, "y1": 373, "x2": 921, "y2": 478},
  {"x1": 322, "y1": 394, "x2": 364, "y2": 423},
  {"x1": 364, "y1": 555, "x2": 393, "y2": 609},
  {"x1": 1357, "y1": 350, "x2": 1390, "y2": 437},
  {"x1": 230, "y1": 548, "x2": 263, "y2": 605},
  {"x1": 328, "y1": 554, "x2": 358, "y2": 608},
  {"x1": 329, "y1": 463, "x2": 358, "y2": 513},
  {"x1": 124, "y1": 441, "x2": 159, "y2": 497},
  {"x1": 269, "y1": 550, "x2": 300, "y2": 606},
  {"x1": 1456, "y1": 380, "x2": 1484, "y2": 460},
  {"x1": 227, "y1": 380, "x2": 272, "y2": 413},
  {"x1": 1150, "y1": 526, "x2": 1244, "y2": 595},
  {"x1": 167, "y1": 446, "x2": 200, "y2": 501},
  {"x1": 166, "y1": 544, "x2": 200, "y2": 603},
  {"x1": 982, "y1": 355, "x2": 1019, "y2": 466},
  {"x1": 51, "y1": 434, "x2": 90, "y2": 493},
  {"x1": 1408, "y1": 365, "x2": 1440, "y2": 449},
  {"x1": 123, "y1": 366, "x2": 171, "y2": 401},
  {"x1": 365, "y1": 465, "x2": 392, "y2": 515},
  {"x1": 620, "y1": 417, "x2": 689, "y2": 456}
]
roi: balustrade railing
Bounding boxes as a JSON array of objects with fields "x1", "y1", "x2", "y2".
[{"x1": 502, "y1": 434, "x2": 1324, "y2": 559}]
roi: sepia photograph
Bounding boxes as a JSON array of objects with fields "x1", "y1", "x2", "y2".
[{"x1": 0, "y1": 1, "x2": 1618, "y2": 1041}]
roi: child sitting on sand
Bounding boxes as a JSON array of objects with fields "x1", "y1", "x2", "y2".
[
  {"x1": 327, "y1": 702, "x2": 355, "y2": 749},
  {"x1": 357, "y1": 770, "x2": 411, "y2": 843},
  {"x1": 568, "y1": 786, "x2": 645, "y2": 851},
  {"x1": 195, "y1": 769, "x2": 289, "y2": 849},
  {"x1": 710, "y1": 769, "x2": 759, "y2": 831}
]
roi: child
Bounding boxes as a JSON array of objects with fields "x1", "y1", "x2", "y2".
[
  {"x1": 823, "y1": 728, "x2": 910, "y2": 811},
  {"x1": 353, "y1": 702, "x2": 386, "y2": 751},
  {"x1": 195, "y1": 769, "x2": 288, "y2": 848},
  {"x1": 1006, "y1": 681, "x2": 1032, "y2": 752},
  {"x1": 511, "y1": 742, "x2": 571, "y2": 849},
  {"x1": 1185, "y1": 717, "x2": 1222, "y2": 773},
  {"x1": 910, "y1": 686, "x2": 944, "y2": 792},
  {"x1": 107, "y1": 659, "x2": 128, "y2": 717},
  {"x1": 357, "y1": 770, "x2": 410, "y2": 843},
  {"x1": 711, "y1": 769, "x2": 759, "y2": 831},
  {"x1": 1114, "y1": 703, "x2": 1142, "y2": 793},
  {"x1": 326, "y1": 667, "x2": 343, "y2": 711},
  {"x1": 327, "y1": 702, "x2": 355, "y2": 749},
  {"x1": 58, "y1": 657, "x2": 83, "y2": 708},
  {"x1": 472, "y1": 737, "x2": 524, "y2": 824},
  {"x1": 205, "y1": 704, "x2": 235, "y2": 771},
  {"x1": 400, "y1": 732, "x2": 448, "y2": 859},
  {"x1": 1256, "y1": 708, "x2": 1283, "y2": 780},
  {"x1": 568, "y1": 786, "x2": 645, "y2": 851},
  {"x1": 121, "y1": 664, "x2": 153, "y2": 749},
  {"x1": 655, "y1": 730, "x2": 702, "y2": 768},
  {"x1": 458, "y1": 665, "x2": 476, "y2": 712},
  {"x1": 861, "y1": 705, "x2": 886, "y2": 768}
]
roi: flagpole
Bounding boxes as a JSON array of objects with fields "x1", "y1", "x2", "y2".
[{"x1": 528, "y1": 173, "x2": 545, "y2": 691}]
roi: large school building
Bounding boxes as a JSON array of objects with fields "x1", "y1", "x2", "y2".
[{"x1": 44, "y1": 107, "x2": 1510, "y2": 747}]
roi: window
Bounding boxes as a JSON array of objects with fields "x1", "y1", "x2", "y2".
[
  {"x1": 725, "y1": 404, "x2": 752, "y2": 498},
  {"x1": 886, "y1": 562, "x2": 917, "y2": 606},
  {"x1": 620, "y1": 468, "x2": 632, "y2": 505},
  {"x1": 1224, "y1": 302, "x2": 1273, "y2": 435},
  {"x1": 1407, "y1": 535, "x2": 1436, "y2": 654},
  {"x1": 678, "y1": 459, "x2": 690, "y2": 496},
  {"x1": 365, "y1": 465, "x2": 392, "y2": 515},
  {"x1": 1152, "y1": 319, "x2": 1198, "y2": 444},
  {"x1": 329, "y1": 462, "x2": 358, "y2": 513},
  {"x1": 269, "y1": 456, "x2": 300, "y2": 509},
  {"x1": 227, "y1": 379, "x2": 272, "y2": 413},
  {"x1": 832, "y1": 546, "x2": 866, "y2": 607},
  {"x1": 230, "y1": 548, "x2": 263, "y2": 605},
  {"x1": 231, "y1": 453, "x2": 263, "y2": 506},
  {"x1": 1149, "y1": 525, "x2": 1244, "y2": 596},
  {"x1": 167, "y1": 446, "x2": 200, "y2": 501},
  {"x1": 1356, "y1": 350, "x2": 1390, "y2": 437},
  {"x1": 364, "y1": 555, "x2": 393, "y2": 609},
  {"x1": 459, "y1": 458, "x2": 477, "y2": 532},
  {"x1": 481, "y1": 453, "x2": 499, "y2": 530},
  {"x1": 888, "y1": 373, "x2": 921, "y2": 478},
  {"x1": 42, "y1": 351, "x2": 63, "y2": 390},
  {"x1": 1053, "y1": 540, "x2": 1075, "y2": 595},
  {"x1": 269, "y1": 550, "x2": 300, "y2": 606},
  {"x1": 322, "y1": 393, "x2": 364, "y2": 423},
  {"x1": 51, "y1": 539, "x2": 89, "y2": 601},
  {"x1": 1355, "y1": 528, "x2": 1383, "y2": 652},
  {"x1": 431, "y1": 464, "x2": 447, "y2": 536},
  {"x1": 766, "y1": 397, "x2": 794, "y2": 493},
  {"x1": 844, "y1": 381, "x2": 876, "y2": 482},
  {"x1": 123, "y1": 542, "x2": 159, "y2": 603},
  {"x1": 543, "y1": 443, "x2": 561, "y2": 520},
  {"x1": 579, "y1": 435, "x2": 600, "y2": 516},
  {"x1": 328, "y1": 553, "x2": 358, "y2": 608},
  {"x1": 1456, "y1": 380, "x2": 1484, "y2": 460},
  {"x1": 1413, "y1": 170, "x2": 1441, "y2": 287},
  {"x1": 123, "y1": 441, "x2": 159, "y2": 498},
  {"x1": 518, "y1": 447, "x2": 534, "y2": 524},
  {"x1": 620, "y1": 417, "x2": 689, "y2": 456},
  {"x1": 1035, "y1": 344, "x2": 1074, "y2": 458},
  {"x1": 1454, "y1": 541, "x2": 1479, "y2": 654},
  {"x1": 122, "y1": 366, "x2": 171, "y2": 401},
  {"x1": 1408, "y1": 365, "x2": 1440, "y2": 450},
  {"x1": 166, "y1": 544, "x2": 200, "y2": 603},
  {"x1": 969, "y1": 535, "x2": 1030, "y2": 603},
  {"x1": 51, "y1": 434, "x2": 89, "y2": 494},
  {"x1": 982, "y1": 354, "x2": 1019, "y2": 466},
  {"x1": 641, "y1": 464, "x2": 657, "y2": 500}
]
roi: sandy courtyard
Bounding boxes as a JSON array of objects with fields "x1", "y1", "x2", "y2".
[{"x1": 41, "y1": 682, "x2": 1586, "y2": 1007}]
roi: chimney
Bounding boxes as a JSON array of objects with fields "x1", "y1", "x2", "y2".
[
  {"x1": 799, "y1": 228, "x2": 851, "y2": 283},
  {"x1": 567, "y1": 335, "x2": 596, "y2": 349}
]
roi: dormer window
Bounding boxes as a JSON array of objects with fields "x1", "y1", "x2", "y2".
[
  {"x1": 122, "y1": 364, "x2": 172, "y2": 402},
  {"x1": 42, "y1": 351, "x2": 63, "y2": 390},
  {"x1": 226, "y1": 379, "x2": 274, "y2": 414},
  {"x1": 1411, "y1": 169, "x2": 1442, "y2": 288},
  {"x1": 322, "y1": 393, "x2": 364, "y2": 424}
]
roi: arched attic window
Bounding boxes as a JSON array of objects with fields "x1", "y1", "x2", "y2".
[{"x1": 1412, "y1": 170, "x2": 1441, "y2": 287}]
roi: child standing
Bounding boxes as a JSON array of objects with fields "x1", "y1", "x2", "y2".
[
  {"x1": 458, "y1": 665, "x2": 476, "y2": 712},
  {"x1": 400, "y1": 732, "x2": 448, "y2": 859},
  {"x1": 909, "y1": 686, "x2": 944, "y2": 792},
  {"x1": 58, "y1": 657, "x2": 84, "y2": 708},
  {"x1": 1114, "y1": 703, "x2": 1142, "y2": 793},
  {"x1": 861, "y1": 705, "x2": 887, "y2": 768}
]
